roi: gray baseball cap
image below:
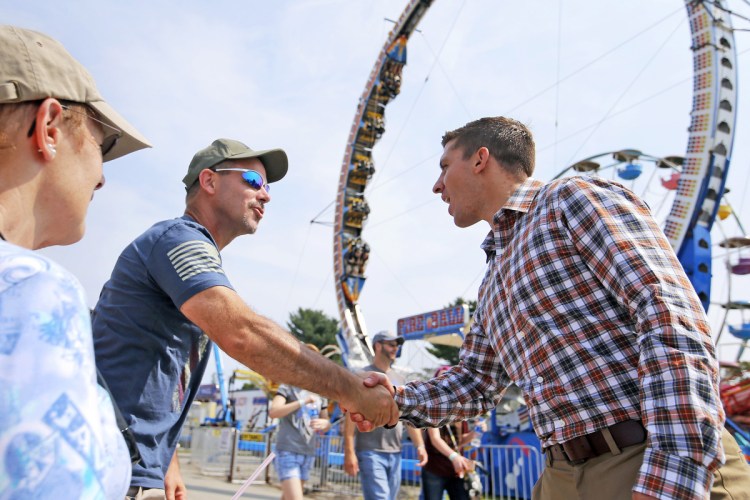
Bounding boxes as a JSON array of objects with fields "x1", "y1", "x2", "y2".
[
  {"x1": 372, "y1": 331, "x2": 405, "y2": 345},
  {"x1": 0, "y1": 25, "x2": 151, "y2": 162},
  {"x1": 183, "y1": 138, "x2": 288, "y2": 189}
]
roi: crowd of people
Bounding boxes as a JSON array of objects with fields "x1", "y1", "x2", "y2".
[{"x1": 1, "y1": 23, "x2": 749, "y2": 500}]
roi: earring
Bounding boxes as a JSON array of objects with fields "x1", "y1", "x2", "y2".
[
  {"x1": 46, "y1": 142, "x2": 56, "y2": 158},
  {"x1": 39, "y1": 145, "x2": 56, "y2": 158}
]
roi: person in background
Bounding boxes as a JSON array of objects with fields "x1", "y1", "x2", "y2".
[
  {"x1": 92, "y1": 138, "x2": 398, "y2": 500},
  {"x1": 0, "y1": 25, "x2": 150, "y2": 499},
  {"x1": 343, "y1": 331, "x2": 428, "y2": 500},
  {"x1": 360, "y1": 116, "x2": 750, "y2": 500},
  {"x1": 421, "y1": 367, "x2": 476, "y2": 500},
  {"x1": 269, "y1": 344, "x2": 332, "y2": 500}
]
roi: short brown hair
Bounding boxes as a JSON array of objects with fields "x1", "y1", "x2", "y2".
[
  {"x1": 0, "y1": 102, "x2": 36, "y2": 151},
  {"x1": 442, "y1": 116, "x2": 535, "y2": 177}
]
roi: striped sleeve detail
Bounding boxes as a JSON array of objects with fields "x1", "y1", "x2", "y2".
[{"x1": 166, "y1": 240, "x2": 224, "y2": 281}]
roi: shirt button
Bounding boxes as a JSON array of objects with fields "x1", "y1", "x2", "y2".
[
  {"x1": 518, "y1": 331, "x2": 525, "y2": 338},
  {"x1": 536, "y1": 376, "x2": 544, "y2": 383},
  {"x1": 555, "y1": 419, "x2": 565, "y2": 428}
]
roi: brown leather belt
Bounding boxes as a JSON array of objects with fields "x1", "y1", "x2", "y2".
[{"x1": 545, "y1": 420, "x2": 647, "y2": 465}]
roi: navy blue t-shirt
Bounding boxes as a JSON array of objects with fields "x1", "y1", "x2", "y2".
[{"x1": 92, "y1": 216, "x2": 233, "y2": 489}]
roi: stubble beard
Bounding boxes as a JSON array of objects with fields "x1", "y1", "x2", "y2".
[{"x1": 242, "y1": 213, "x2": 259, "y2": 235}]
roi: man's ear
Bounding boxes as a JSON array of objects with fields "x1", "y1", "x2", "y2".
[
  {"x1": 473, "y1": 146, "x2": 491, "y2": 173},
  {"x1": 31, "y1": 98, "x2": 64, "y2": 162},
  {"x1": 198, "y1": 169, "x2": 218, "y2": 194}
]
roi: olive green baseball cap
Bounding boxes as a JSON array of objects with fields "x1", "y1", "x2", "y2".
[
  {"x1": 183, "y1": 138, "x2": 288, "y2": 189},
  {"x1": 0, "y1": 25, "x2": 151, "y2": 162}
]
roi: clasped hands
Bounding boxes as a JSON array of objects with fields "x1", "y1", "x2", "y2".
[{"x1": 342, "y1": 371, "x2": 399, "y2": 432}]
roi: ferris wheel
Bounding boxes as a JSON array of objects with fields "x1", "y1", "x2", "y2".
[
  {"x1": 548, "y1": 1, "x2": 750, "y2": 362},
  {"x1": 551, "y1": 146, "x2": 749, "y2": 357},
  {"x1": 331, "y1": 0, "x2": 749, "y2": 369}
]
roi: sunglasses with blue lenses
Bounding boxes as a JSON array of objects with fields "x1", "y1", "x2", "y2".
[{"x1": 213, "y1": 168, "x2": 270, "y2": 192}]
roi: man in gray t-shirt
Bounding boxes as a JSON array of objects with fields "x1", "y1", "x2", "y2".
[{"x1": 344, "y1": 332, "x2": 428, "y2": 500}]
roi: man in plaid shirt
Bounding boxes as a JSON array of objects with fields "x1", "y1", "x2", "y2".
[{"x1": 359, "y1": 117, "x2": 749, "y2": 499}]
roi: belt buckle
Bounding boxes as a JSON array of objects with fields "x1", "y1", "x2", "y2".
[
  {"x1": 547, "y1": 444, "x2": 588, "y2": 466},
  {"x1": 561, "y1": 436, "x2": 593, "y2": 466}
]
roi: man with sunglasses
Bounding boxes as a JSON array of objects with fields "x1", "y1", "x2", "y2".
[
  {"x1": 0, "y1": 25, "x2": 150, "y2": 499},
  {"x1": 92, "y1": 138, "x2": 399, "y2": 500}
]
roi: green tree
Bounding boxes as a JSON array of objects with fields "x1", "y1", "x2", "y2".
[
  {"x1": 286, "y1": 308, "x2": 342, "y2": 364},
  {"x1": 425, "y1": 298, "x2": 477, "y2": 366}
]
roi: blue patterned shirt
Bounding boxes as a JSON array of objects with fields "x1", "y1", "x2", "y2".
[{"x1": 0, "y1": 241, "x2": 131, "y2": 499}]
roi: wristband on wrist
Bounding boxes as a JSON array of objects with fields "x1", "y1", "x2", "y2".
[{"x1": 448, "y1": 452, "x2": 459, "y2": 462}]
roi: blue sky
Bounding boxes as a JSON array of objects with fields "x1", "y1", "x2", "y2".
[{"x1": 4, "y1": 0, "x2": 750, "y2": 381}]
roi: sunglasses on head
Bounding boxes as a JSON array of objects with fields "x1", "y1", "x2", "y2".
[{"x1": 213, "y1": 168, "x2": 270, "y2": 192}]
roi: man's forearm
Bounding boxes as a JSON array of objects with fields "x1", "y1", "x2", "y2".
[
  {"x1": 183, "y1": 286, "x2": 398, "y2": 428},
  {"x1": 225, "y1": 315, "x2": 362, "y2": 404}
]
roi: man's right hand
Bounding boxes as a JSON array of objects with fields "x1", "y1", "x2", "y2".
[
  {"x1": 362, "y1": 372, "x2": 394, "y2": 394},
  {"x1": 340, "y1": 372, "x2": 399, "y2": 431},
  {"x1": 346, "y1": 372, "x2": 397, "y2": 431}
]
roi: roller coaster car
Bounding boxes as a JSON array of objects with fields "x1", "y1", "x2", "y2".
[
  {"x1": 365, "y1": 99, "x2": 386, "y2": 116},
  {"x1": 363, "y1": 114, "x2": 385, "y2": 135},
  {"x1": 378, "y1": 60, "x2": 403, "y2": 98},
  {"x1": 355, "y1": 131, "x2": 377, "y2": 149},
  {"x1": 344, "y1": 241, "x2": 370, "y2": 277},
  {"x1": 348, "y1": 172, "x2": 369, "y2": 188},
  {"x1": 348, "y1": 155, "x2": 375, "y2": 189},
  {"x1": 380, "y1": 74, "x2": 402, "y2": 97},
  {"x1": 352, "y1": 158, "x2": 375, "y2": 177},
  {"x1": 374, "y1": 86, "x2": 396, "y2": 105},
  {"x1": 345, "y1": 213, "x2": 366, "y2": 229},
  {"x1": 344, "y1": 197, "x2": 370, "y2": 228}
]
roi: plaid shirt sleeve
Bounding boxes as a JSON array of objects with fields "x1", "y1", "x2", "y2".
[
  {"x1": 395, "y1": 303, "x2": 509, "y2": 428},
  {"x1": 556, "y1": 178, "x2": 724, "y2": 499}
]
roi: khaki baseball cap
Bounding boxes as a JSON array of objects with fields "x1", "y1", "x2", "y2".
[
  {"x1": 0, "y1": 25, "x2": 151, "y2": 162},
  {"x1": 183, "y1": 138, "x2": 288, "y2": 189}
]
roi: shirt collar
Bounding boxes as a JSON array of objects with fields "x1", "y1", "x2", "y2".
[{"x1": 480, "y1": 177, "x2": 545, "y2": 258}]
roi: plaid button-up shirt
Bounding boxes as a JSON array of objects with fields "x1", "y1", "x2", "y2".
[{"x1": 395, "y1": 176, "x2": 724, "y2": 499}]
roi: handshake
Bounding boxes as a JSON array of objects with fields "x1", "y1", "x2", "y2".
[{"x1": 341, "y1": 371, "x2": 401, "y2": 432}]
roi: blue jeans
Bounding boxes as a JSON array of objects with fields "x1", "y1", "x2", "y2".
[
  {"x1": 421, "y1": 469, "x2": 468, "y2": 500},
  {"x1": 356, "y1": 450, "x2": 401, "y2": 500},
  {"x1": 275, "y1": 450, "x2": 314, "y2": 481}
]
